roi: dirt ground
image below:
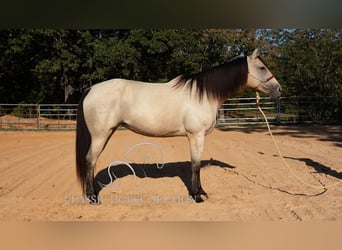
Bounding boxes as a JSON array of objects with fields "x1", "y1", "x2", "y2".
[{"x1": 0, "y1": 125, "x2": 341, "y2": 221}]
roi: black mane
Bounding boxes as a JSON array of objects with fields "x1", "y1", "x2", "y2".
[{"x1": 174, "y1": 56, "x2": 248, "y2": 102}]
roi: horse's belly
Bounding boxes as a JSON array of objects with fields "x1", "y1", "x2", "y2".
[{"x1": 123, "y1": 121, "x2": 186, "y2": 137}]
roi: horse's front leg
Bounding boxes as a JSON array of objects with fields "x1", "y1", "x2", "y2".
[{"x1": 188, "y1": 132, "x2": 208, "y2": 203}]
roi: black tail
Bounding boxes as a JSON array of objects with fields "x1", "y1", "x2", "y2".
[{"x1": 76, "y1": 88, "x2": 91, "y2": 194}]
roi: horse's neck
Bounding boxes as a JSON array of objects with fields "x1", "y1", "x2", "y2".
[{"x1": 216, "y1": 81, "x2": 248, "y2": 108}]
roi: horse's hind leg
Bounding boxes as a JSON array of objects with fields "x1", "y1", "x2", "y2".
[{"x1": 86, "y1": 128, "x2": 116, "y2": 204}]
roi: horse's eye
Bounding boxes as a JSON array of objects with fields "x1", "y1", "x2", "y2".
[{"x1": 259, "y1": 66, "x2": 266, "y2": 71}]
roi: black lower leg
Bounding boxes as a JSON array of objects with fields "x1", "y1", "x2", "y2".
[
  {"x1": 197, "y1": 170, "x2": 208, "y2": 198},
  {"x1": 86, "y1": 171, "x2": 100, "y2": 205},
  {"x1": 190, "y1": 163, "x2": 208, "y2": 203}
]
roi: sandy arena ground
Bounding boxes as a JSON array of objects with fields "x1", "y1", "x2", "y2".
[{"x1": 0, "y1": 125, "x2": 341, "y2": 221}]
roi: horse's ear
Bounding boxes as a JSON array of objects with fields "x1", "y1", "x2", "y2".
[{"x1": 251, "y1": 48, "x2": 260, "y2": 59}]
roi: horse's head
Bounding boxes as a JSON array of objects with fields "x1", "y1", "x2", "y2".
[{"x1": 246, "y1": 48, "x2": 282, "y2": 100}]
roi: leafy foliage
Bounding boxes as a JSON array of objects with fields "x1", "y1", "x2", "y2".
[{"x1": 0, "y1": 29, "x2": 341, "y2": 104}]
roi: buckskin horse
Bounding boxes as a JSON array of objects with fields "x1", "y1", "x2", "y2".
[{"x1": 76, "y1": 48, "x2": 282, "y2": 203}]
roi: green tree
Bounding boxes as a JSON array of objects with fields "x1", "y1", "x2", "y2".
[
  {"x1": 90, "y1": 29, "x2": 207, "y2": 83},
  {"x1": 0, "y1": 29, "x2": 94, "y2": 103},
  {"x1": 32, "y1": 29, "x2": 94, "y2": 103},
  {"x1": 2, "y1": 29, "x2": 340, "y2": 105},
  {"x1": 259, "y1": 29, "x2": 342, "y2": 98},
  {"x1": 0, "y1": 29, "x2": 37, "y2": 103}
]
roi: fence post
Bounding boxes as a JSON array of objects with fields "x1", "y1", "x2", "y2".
[
  {"x1": 37, "y1": 104, "x2": 40, "y2": 130},
  {"x1": 276, "y1": 98, "x2": 281, "y2": 125}
]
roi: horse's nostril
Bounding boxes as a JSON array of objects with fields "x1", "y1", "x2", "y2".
[{"x1": 278, "y1": 87, "x2": 282, "y2": 93}]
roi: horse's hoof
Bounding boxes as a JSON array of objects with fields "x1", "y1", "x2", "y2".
[
  {"x1": 197, "y1": 187, "x2": 208, "y2": 200},
  {"x1": 199, "y1": 189, "x2": 208, "y2": 199},
  {"x1": 191, "y1": 193, "x2": 207, "y2": 203}
]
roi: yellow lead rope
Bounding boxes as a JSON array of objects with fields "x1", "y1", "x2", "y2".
[{"x1": 256, "y1": 92, "x2": 340, "y2": 190}]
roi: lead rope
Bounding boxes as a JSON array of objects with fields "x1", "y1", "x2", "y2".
[{"x1": 256, "y1": 92, "x2": 340, "y2": 190}]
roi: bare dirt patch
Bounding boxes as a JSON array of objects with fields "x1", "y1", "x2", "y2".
[{"x1": 0, "y1": 125, "x2": 341, "y2": 221}]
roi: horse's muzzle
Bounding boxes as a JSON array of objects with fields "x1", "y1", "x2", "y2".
[{"x1": 269, "y1": 85, "x2": 282, "y2": 100}]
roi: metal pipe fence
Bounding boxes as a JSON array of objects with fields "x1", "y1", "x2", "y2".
[
  {"x1": 0, "y1": 104, "x2": 77, "y2": 130},
  {"x1": 216, "y1": 97, "x2": 278, "y2": 126},
  {"x1": 216, "y1": 96, "x2": 339, "y2": 126},
  {"x1": 276, "y1": 96, "x2": 339, "y2": 124},
  {"x1": 0, "y1": 97, "x2": 339, "y2": 130}
]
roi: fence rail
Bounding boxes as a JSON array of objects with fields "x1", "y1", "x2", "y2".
[
  {"x1": 216, "y1": 97, "x2": 278, "y2": 126},
  {"x1": 0, "y1": 96, "x2": 340, "y2": 130},
  {"x1": 0, "y1": 104, "x2": 77, "y2": 130}
]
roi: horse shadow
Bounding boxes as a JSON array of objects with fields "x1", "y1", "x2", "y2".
[
  {"x1": 280, "y1": 156, "x2": 342, "y2": 179},
  {"x1": 94, "y1": 159, "x2": 235, "y2": 195}
]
